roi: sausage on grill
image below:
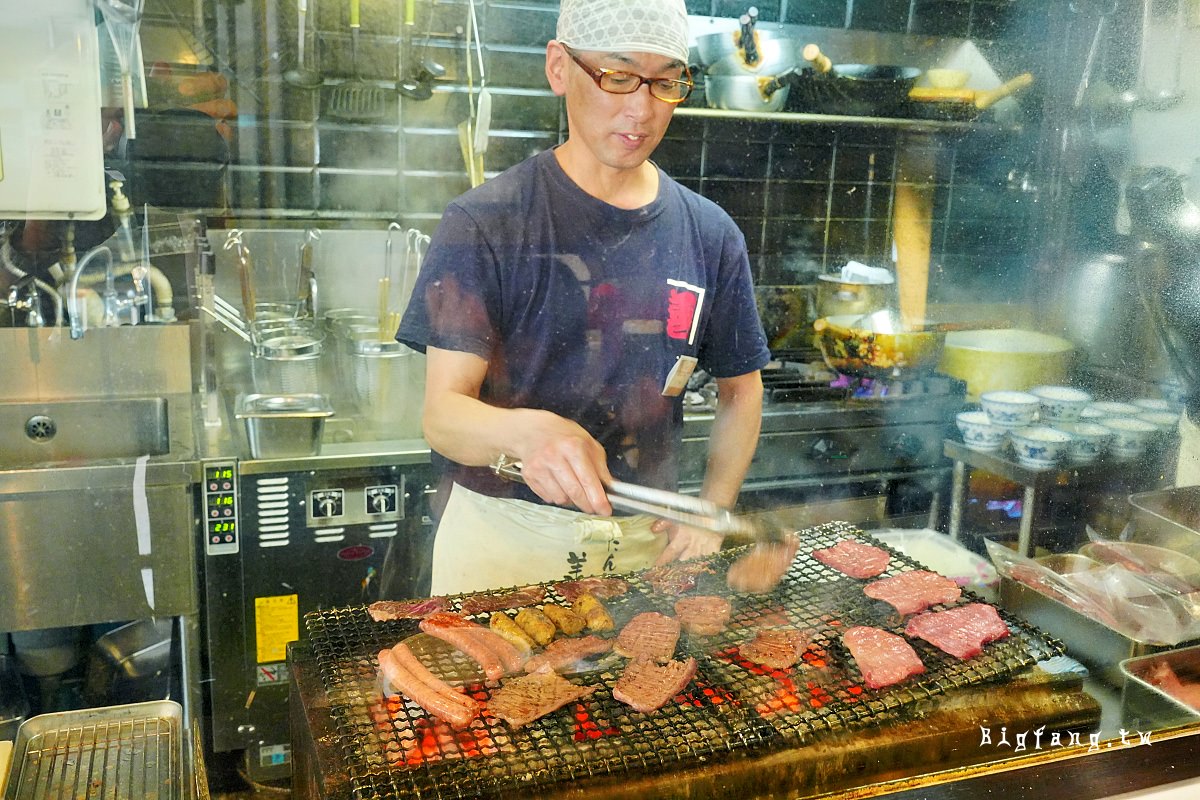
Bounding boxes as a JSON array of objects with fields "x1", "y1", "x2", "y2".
[{"x1": 378, "y1": 647, "x2": 479, "y2": 727}]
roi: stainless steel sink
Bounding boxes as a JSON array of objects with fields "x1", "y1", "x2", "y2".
[{"x1": 0, "y1": 397, "x2": 171, "y2": 467}]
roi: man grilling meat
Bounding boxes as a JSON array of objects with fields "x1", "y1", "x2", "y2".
[{"x1": 398, "y1": 0, "x2": 769, "y2": 595}]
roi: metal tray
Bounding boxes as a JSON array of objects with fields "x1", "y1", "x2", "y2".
[
  {"x1": 1129, "y1": 485, "x2": 1200, "y2": 562},
  {"x1": 3, "y1": 700, "x2": 182, "y2": 800},
  {"x1": 1120, "y1": 643, "x2": 1200, "y2": 729}
]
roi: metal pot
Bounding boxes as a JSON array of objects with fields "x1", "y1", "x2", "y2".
[
  {"x1": 814, "y1": 275, "x2": 893, "y2": 319},
  {"x1": 937, "y1": 329, "x2": 1075, "y2": 401},
  {"x1": 705, "y1": 74, "x2": 789, "y2": 112},
  {"x1": 813, "y1": 314, "x2": 946, "y2": 380}
]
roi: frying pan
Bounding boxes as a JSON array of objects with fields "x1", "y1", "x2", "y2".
[
  {"x1": 906, "y1": 72, "x2": 1035, "y2": 122},
  {"x1": 780, "y1": 44, "x2": 922, "y2": 117}
]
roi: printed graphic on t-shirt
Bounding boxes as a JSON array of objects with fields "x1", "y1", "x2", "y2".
[{"x1": 665, "y1": 279, "x2": 705, "y2": 345}]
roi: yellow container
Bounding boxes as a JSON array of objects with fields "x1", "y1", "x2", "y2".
[{"x1": 938, "y1": 329, "x2": 1074, "y2": 401}]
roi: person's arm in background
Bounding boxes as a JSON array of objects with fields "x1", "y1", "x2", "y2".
[
  {"x1": 654, "y1": 369, "x2": 763, "y2": 563},
  {"x1": 423, "y1": 346, "x2": 614, "y2": 516}
]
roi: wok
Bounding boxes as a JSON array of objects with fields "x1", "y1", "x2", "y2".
[
  {"x1": 781, "y1": 44, "x2": 921, "y2": 116},
  {"x1": 906, "y1": 73, "x2": 1035, "y2": 122},
  {"x1": 813, "y1": 314, "x2": 946, "y2": 380}
]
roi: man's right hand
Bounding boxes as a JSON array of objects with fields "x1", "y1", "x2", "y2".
[{"x1": 510, "y1": 410, "x2": 613, "y2": 516}]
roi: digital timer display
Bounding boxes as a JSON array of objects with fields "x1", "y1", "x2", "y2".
[
  {"x1": 206, "y1": 465, "x2": 235, "y2": 481},
  {"x1": 210, "y1": 521, "x2": 236, "y2": 534}
]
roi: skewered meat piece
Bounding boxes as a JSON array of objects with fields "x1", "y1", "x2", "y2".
[
  {"x1": 459, "y1": 585, "x2": 547, "y2": 616},
  {"x1": 486, "y1": 668, "x2": 598, "y2": 728},
  {"x1": 515, "y1": 607, "x2": 557, "y2": 646},
  {"x1": 864, "y1": 570, "x2": 962, "y2": 615},
  {"x1": 673, "y1": 595, "x2": 733, "y2": 636},
  {"x1": 368, "y1": 597, "x2": 449, "y2": 621},
  {"x1": 553, "y1": 576, "x2": 631, "y2": 603},
  {"x1": 812, "y1": 539, "x2": 891, "y2": 579},
  {"x1": 614, "y1": 612, "x2": 680, "y2": 663},
  {"x1": 572, "y1": 592, "x2": 615, "y2": 631},
  {"x1": 524, "y1": 635, "x2": 613, "y2": 674},
  {"x1": 843, "y1": 625, "x2": 925, "y2": 689},
  {"x1": 377, "y1": 646, "x2": 479, "y2": 727},
  {"x1": 542, "y1": 603, "x2": 586, "y2": 635},
  {"x1": 739, "y1": 627, "x2": 809, "y2": 669},
  {"x1": 904, "y1": 603, "x2": 1010, "y2": 659},
  {"x1": 613, "y1": 656, "x2": 698, "y2": 713},
  {"x1": 419, "y1": 612, "x2": 527, "y2": 680}
]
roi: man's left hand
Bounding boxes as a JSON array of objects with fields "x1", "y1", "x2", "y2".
[{"x1": 652, "y1": 520, "x2": 723, "y2": 564}]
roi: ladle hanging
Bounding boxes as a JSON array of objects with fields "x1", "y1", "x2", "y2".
[{"x1": 284, "y1": 0, "x2": 323, "y2": 89}]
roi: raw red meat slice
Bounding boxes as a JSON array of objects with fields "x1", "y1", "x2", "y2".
[
  {"x1": 739, "y1": 627, "x2": 809, "y2": 669},
  {"x1": 368, "y1": 597, "x2": 449, "y2": 621},
  {"x1": 614, "y1": 612, "x2": 681, "y2": 662},
  {"x1": 459, "y1": 586, "x2": 547, "y2": 616},
  {"x1": 486, "y1": 668, "x2": 598, "y2": 728},
  {"x1": 552, "y1": 576, "x2": 631, "y2": 603},
  {"x1": 612, "y1": 657, "x2": 698, "y2": 713},
  {"x1": 674, "y1": 595, "x2": 733, "y2": 636},
  {"x1": 726, "y1": 536, "x2": 799, "y2": 593},
  {"x1": 377, "y1": 647, "x2": 479, "y2": 727},
  {"x1": 640, "y1": 561, "x2": 715, "y2": 594},
  {"x1": 420, "y1": 612, "x2": 527, "y2": 679},
  {"x1": 812, "y1": 539, "x2": 891, "y2": 579},
  {"x1": 843, "y1": 626, "x2": 925, "y2": 689},
  {"x1": 904, "y1": 603, "x2": 1010, "y2": 659},
  {"x1": 523, "y1": 635, "x2": 613, "y2": 673},
  {"x1": 863, "y1": 570, "x2": 962, "y2": 615}
]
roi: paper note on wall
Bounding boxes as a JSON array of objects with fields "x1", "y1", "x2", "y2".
[{"x1": 255, "y1": 594, "x2": 299, "y2": 664}]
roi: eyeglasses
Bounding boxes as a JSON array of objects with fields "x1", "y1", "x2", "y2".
[{"x1": 564, "y1": 46, "x2": 693, "y2": 104}]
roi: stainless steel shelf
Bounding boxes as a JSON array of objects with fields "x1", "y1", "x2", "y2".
[{"x1": 675, "y1": 106, "x2": 1021, "y2": 133}]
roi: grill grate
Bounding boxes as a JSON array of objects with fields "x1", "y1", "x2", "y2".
[{"x1": 305, "y1": 522, "x2": 1063, "y2": 799}]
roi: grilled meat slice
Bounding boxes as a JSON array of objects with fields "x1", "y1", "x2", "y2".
[
  {"x1": 739, "y1": 627, "x2": 809, "y2": 669},
  {"x1": 377, "y1": 647, "x2": 479, "y2": 727},
  {"x1": 524, "y1": 635, "x2": 613, "y2": 674},
  {"x1": 541, "y1": 603, "x2": 586, "y2": 636},
  {"x1": 572, "y1": 592, "x2": 615, "y2": 632},
  {"x1": 368, "y1": 597, "x2": 449, "y2": 621},
  {"x1": 726, "y1": 536, "x2": 799, "y2": 593},
  {"x1": 640, "y1": 560, "x2": 715, "y2": 594},
  {"x1": 553, "y1": 576, "x2": 631, "y2": 603},
  {"x1": 904, "y1": 603, "x2": 1010, "y2": 659},
  {"x1": 673, "y1": 595, "x2": 733, "y2": 636},
  {"x1": 612, "y1": 656, "x2": 698, "y2": 713},
  {"x1": 420, "y1": 612, "x2": 527, "y2": 680},
  {"x1": 614, "y1": 611, "x2": 680, "y2": 663},
  {"x1": 812, "y1": 539, "x2": 892, "y2": 579},
  {"x1": 486, "y1": 668, "x2": 598, "y2": 728},
  {"x1": 515, "y1": 607, "x2": 557, "y2": 646},
  {"x1": 864, "y1": 570, "x2": 962, "y2": 616},
  {"x1": 459, "y1": 586, "x2": 547, "y2": 616},
  {"x1": 843, "y1": 625, "x2": 925, "y2": 689}
]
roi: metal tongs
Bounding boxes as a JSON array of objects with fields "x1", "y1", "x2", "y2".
[{"x1": 491, "y1": 454, "x2": 776, "y2": 541}]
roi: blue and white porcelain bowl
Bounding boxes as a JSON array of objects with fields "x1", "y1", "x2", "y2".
[
  {"x1": 1030, "y1": 385, "x2": 1093, "y2": 423},
  {"x1": 1132, "y1": 398, "x2": 1174, "y2": 414},
  {"x1": 1009, "y1": 425, "x2": 1072, "y2": 469},
  {"x1": 1053, "y1": 421, "x2": 1114, "y2": 464},
  {"x1": 1137, "y1": 410, "x2": 1180, "y2": 435},
  {"x1": 956, "y1": 410, "x2": 1008, "y2": 452},
  {"x1": 1099, "y1": 417, "x2": 1158, "y2": 459},
  {"x1": 980, "y1": 390, "x2": 1040, "y2": 428},
  {"x1": 1085, "y1": 400, "x2": 1141, "y2": 420}
]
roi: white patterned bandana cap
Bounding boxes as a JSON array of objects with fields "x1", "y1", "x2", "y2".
[{"x1": 556, "y1": 0, "x2": 690, "y2": 64}]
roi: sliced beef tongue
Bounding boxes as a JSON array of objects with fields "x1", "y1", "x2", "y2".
[
  {"x1": 904, "y1": 603, "x2": 1010, "y2": 659},
  {"x1": 640, "y1": 561, "x2": 716, "y2": 594},
  {"x1": 673, "y1": 595, "x2": 733, "y2": 636},
  {"x1": 726, "y1": 535, "x2": 800, "y2": 594},
  {"x1": 524, "y1": 635, "x2": 613, "y2": 674},
  {"x1": 812, "y1": 539, "x2": 892, "y2": 579},
  {"x1": 739, "y1": 627, "x2": 809, "y2": 669},
  {"x1": 368, "y1": 597, "x2": 449, "y2": 621},
  {"x1": 614, "y1": 612, "x2": 681, "y2": 663},
  {"x1": 842, "y1": 625, "x2": 926, "y2": 689},
  {"x1": 552, "y1": 576, "x2": 631, "y2": 604},
  {"x1": 612, "y1": 656, "x2": 698, "y2": 713},
  {"x1": 863, "y1": 570, "x2": 962, "y2": 615},
  {"x1": 486, "y1": 668, "x2": 598, "y2": 729},
  {"x1": 458, "y1": 586, "x2": 547, "y2": 616}
]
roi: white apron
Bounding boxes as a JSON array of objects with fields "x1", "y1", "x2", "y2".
[{"x1": 430, "y1": 483, "x2": 666, "y2": 596}]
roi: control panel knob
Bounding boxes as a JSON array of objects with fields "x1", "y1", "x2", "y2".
[{"x1": 810, "y1": 436, "x2": 853, "y2": 464}]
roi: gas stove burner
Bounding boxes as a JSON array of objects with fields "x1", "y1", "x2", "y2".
[{"x1": 833, "y1": 372, "x2": 968, "y2": 400}]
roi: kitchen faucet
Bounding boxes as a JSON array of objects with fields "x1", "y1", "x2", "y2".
[
  {"x1": 4, "y1": 274, "x2": 62, "y2": 327},
  {"x1": 66, "y1": 244, "x2": 151, "y2": 339}
]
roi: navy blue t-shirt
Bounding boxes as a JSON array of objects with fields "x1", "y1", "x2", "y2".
[{"x1": 398, "y1": 149, "x2": 770, "y2": 503}]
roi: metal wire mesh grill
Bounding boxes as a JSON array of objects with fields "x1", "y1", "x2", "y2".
[
  {"x1": 7, "y1": 712, "x2": 179, "y2": 800},
  {"x1": 305, "y1": 521, "x2": 1063, "y2": 799}
]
